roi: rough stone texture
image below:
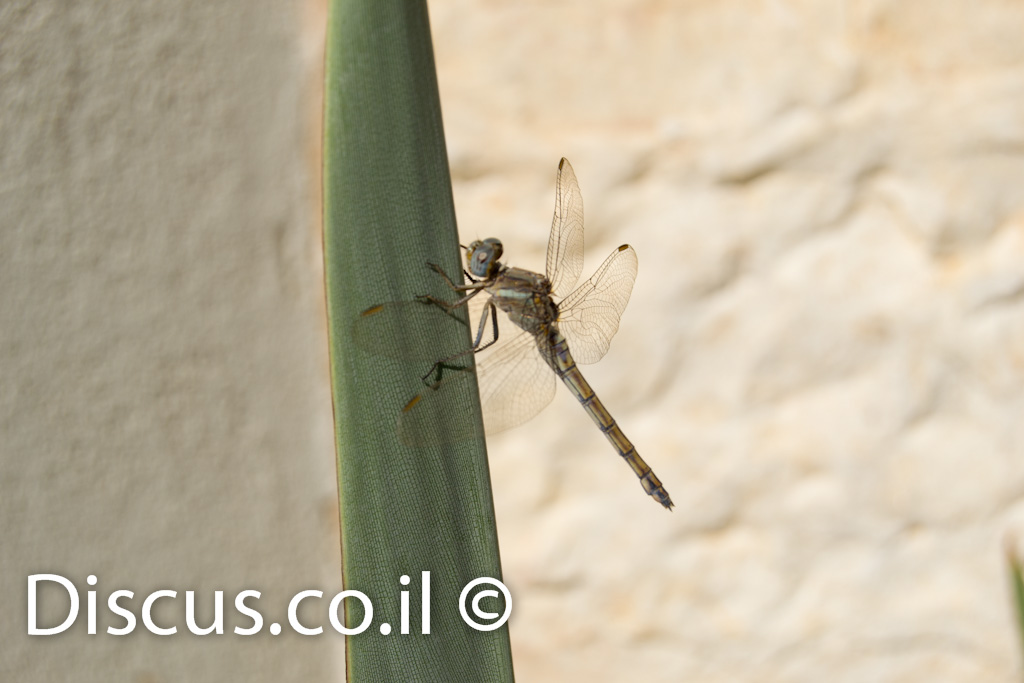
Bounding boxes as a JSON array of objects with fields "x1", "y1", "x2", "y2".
[
  {"x1": 429, "y1": 1, "x2": 1024, "y2": 681},
  {"x1": 0, "y1": 2, "x2": 340, "y2": 681}
]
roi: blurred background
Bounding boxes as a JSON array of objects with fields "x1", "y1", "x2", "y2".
[{"x1": 4, "y1": 1, "x2": 1024, "y2": 681}]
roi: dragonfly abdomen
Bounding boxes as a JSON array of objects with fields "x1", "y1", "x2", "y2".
[{"x1": 545, "y1": 329, "x2": 674, "y2": 509}]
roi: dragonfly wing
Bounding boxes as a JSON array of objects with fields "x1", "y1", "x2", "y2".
[
  {"x1": 545, "y1": 158, "x2": 586, "y2": 299},
  {"x1": 396, "y1": 296, "x2": 557, "y2": 440},
  {"x1": 475, "y1": 320, "x2": 558, "y2": 435},
  {"x1": 557, "y1": 244, "x2": 638, "y2": 365},
  {"x1": 354, "y1": 299, "x2": 473, "y2": 361},
  {"x1": 396, "y1": 368, "x2": 480, "y2": 448}
]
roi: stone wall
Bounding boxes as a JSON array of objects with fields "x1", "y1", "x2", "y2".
[{"x1": 430, "y1": 1, "x2": 1024, "y2": 680}]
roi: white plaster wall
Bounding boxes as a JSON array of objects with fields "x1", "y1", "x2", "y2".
[{"x1": 0, "y1": 2, "x2": 341, "y2": 681}]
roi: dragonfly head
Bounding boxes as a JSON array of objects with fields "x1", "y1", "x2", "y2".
[{"x1": 466, "y1": 238, "x2": 503, "y2": 279}]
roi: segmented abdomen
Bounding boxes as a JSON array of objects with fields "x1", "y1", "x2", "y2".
[{"x1": 542, "y1": 328, "x2": 673, "y2": 509}]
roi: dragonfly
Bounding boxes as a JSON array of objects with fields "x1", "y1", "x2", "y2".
[{"x1": 360, "y1": 158, "x2": 672, "y2": 510}]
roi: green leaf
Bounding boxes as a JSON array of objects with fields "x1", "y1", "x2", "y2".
[
  {"x1": 1007, "y1": 541, "x2": 1024, "y2": 665},
  {"x1": 323, "y1": 0, "x2": 514, "y2": 680}
]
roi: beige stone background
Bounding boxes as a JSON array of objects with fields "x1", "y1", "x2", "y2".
[
  {"x1": 4, "y1": 1, "x2": 1024, "y2": 682},
  {"x1": 431, "y1": 0, "x2": 1024, "y2": 681}
]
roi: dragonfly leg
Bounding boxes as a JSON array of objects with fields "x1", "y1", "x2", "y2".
[
  {"x1": 426, "y1": 262, "x2": 488, "y2": 293},
  {"x1": 472, "y1": 299, "x2": 500, "y2": 353},
  {"x1": 416, "y1": 290, "x2": 479, "y2": 313},
  {"x1": 420, "y1": 300, "x2": 500, "y2": 385},
  {"x1": 416, "y1": 263, "x2": 490, "y2": 312}
]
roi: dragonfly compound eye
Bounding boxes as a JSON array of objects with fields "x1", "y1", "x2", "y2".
[{"x1": 483, "y1": 238, "x2": 503, "y2": 259}]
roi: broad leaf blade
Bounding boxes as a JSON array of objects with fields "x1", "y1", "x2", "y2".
[{"x1": 323, "y1": 0, "x2": 514, "y2": 680}]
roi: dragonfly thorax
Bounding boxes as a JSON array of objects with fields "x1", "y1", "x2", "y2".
[{"x1": 466, "y1": 238, "x2": 503, "y2": 279}]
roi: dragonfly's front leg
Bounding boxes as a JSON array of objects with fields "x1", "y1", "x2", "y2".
[
  {"x1": 421, "y1": 299, "x2": 500, "y2": 385},
  {"x1": 417, "y1": 262, "x2": 490, "y2": 312},
  {"x1": 416, "y1": 288, "x2": 483, "y2": 313},
  {"x1": 426, "y1": 262, "x2": 487, "y2": 293}
]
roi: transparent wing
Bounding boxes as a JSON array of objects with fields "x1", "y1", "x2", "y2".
[
  {"x1": 354, "y1": 297, "x2": 483, "y2": 448},
  {"x1": 557, "y1": 244, "x2": 638, "y2": 365},
  {"x1": 546, "y1": 158, "x2": 586, "y2": 299},
  {"x1": 475, "y1": 326, "x2": 557, "y2": 435},
  {"x1": 396, "y1": 369, "x2": 480, "y2": 448},
  {"x1": 353, "y1": 299, "x2": 472, "y2": 361},
  {"x1": 397, "y1": 293, "x2": 557, "y2": 440},
  {"x1": 468, "y1": 294, "x2": 557, "y2": 434}
]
